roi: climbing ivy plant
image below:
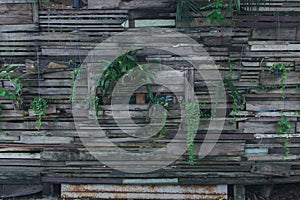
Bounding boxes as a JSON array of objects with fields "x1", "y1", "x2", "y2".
[
  {"x1": 184, "y1": 101, "x2": 200, "y2": 165},
  {"x1": 223, "y1": 59, "x2": 246, "y2": 124},
  {"x1": 278, "y1": 113, "x2": 291, "y2": 157},
  {"x1": 30, "y1": 97, "x2": 48, "y2": 130},
  {"x1": 268, "y1": 63, "x2": 289, "y2": 100},
  {"x1": 71, "y1": 65, "x2": 81, "y2": 102}
]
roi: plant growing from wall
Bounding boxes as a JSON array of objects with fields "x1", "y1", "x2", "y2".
[
  {"x1": 268, "y1": 63, "x2": 288, "y2": 100},
  {"x1": 210, "y1": 80, "x2": 223, "y2": 118},
  {"x1": 224, "y1": 77, "x2": 245, "y2": 124},
  {"x1": 176, "y1": 0, "x2": 269, "y2": 26},
  {"x1": 222, "y1": 59, "x2": 246, "y2": 123},
  {"x1": 95, "y1": 50, "x2": 156, "y2": 106},
  {"x1": 82, "y1": 93, "x2": 100, "y2": 119},
  {"x1": 277, "y1": 113, "x2": 291, "y2": 157},
  {"x1": 200, "y1": 0, "x2": 229, "y2": 25},
  {"x1": 96, "y1": 51, "x2": 145, "y2": 101},
  {"x1": 71, "y1": 66, "x2": 81, "y2": 102},
  {"x1": 148, "y1": 96, "x2": 169, "y2": 137},
  {"x1": 30, "y1": 97, "x2": 48, "y2": 130},
  {"x1": 176, "y1": 0, "x2": 201, "y2": 28},
  {"x1": 0, "y1": 65, "x2": 26, "y2": 110},
  {"x1": 184, "y1": 101, "x2": 200, "y2": 165}
]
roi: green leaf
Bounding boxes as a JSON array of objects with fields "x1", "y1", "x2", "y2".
[
  {"x1": 13, "y1": 84, "x2": 21, "y2": 96},
  {"x1": 5, "y1": 66, "x2": 18, "y2": 73},
  {"x1": 0, "y1": 88, "x2": 14, "y2": 100},
  {"x1": 146, "y1": 84, "x2": 154, "y2": 102}
]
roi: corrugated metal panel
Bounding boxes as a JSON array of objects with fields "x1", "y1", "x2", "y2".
[{"x1": 61, "y1": 184, "x2": 227, "y2": 200}]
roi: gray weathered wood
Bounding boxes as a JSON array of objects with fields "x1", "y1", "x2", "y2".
[{"x1": 233, "y1": 185, "x2": 245, "y2": 200}]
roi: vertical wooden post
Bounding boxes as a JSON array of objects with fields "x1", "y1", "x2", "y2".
[
  {"x1": 128, "y1": 11, "x2": 135, "y2": 28},
  {"x1": 32, "y1": 2, "x2": 39, "y2": 24},
  {"x1": 233, "y1": 185, "x2": 245, "y2": 200},
  {"x1": 42, "y1": 183, "x2": 52, "y2": 197}
]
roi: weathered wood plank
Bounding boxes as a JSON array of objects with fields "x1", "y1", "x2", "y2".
[
  {"x1": 0, "y1": 24, "x2": 38, "y2": 32},
  {"x1": 39, "y1": 9, "x2": 128, "y2": 15},
  {"x1": 0, "y1": 184, "x2": 42, "y2": 198},
  {"x1": 239, "y1": 121, "x2": 296, "y2": 134},
  {"x1": 88, "y1": 0, "x2": 177, "y2": 10},
  {"x1": 233, "y1": 185, "x2": 245, "y2": 200},
  {"x1": 0, "y1": 152, "x2": 40, "y2": 159},
  {"x1": 208, "y1": 143, "x2": 245, "y2": 156},
  {"x1": 0, "y1": 159, "x2": 41, "y2": 166},
  {"x1": 20, "y1": 135, "x2": 74, "y2": 144},
  {"x1": 0, "y1": 4, "x2": 32, "y2": 25},
  {"x1": 251, "y1": 43, "x2": 300, "y2": 51},
  {"x1": 246, "y1": 101, "x2": 300, "y2": 111},
  {"x1": 0, "y1": 167, "x2": 41, "y2": 184},
  {"x1": 0, "y1": 0, "x2": 34, "y2": 3},
  {"x1": 251, "y1": 163, "x2": 291, "y2": 177}
]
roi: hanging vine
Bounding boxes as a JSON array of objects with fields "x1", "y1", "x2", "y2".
[
  {"x1": 184, "y1": 101, "x2": 200, "y2": 165},
  {"x1": 278, "y1": 112, "x2": 291, "y2": 157}
]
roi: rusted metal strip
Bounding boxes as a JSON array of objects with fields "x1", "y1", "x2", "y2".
[{"x1": 61, "y1": 184, "x2": 227, "y2": 200}]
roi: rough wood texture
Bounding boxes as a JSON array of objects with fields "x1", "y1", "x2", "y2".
[
  {"x1": 0, "y1": 0, "x2": 300, "y2": 197},
  {"x1": 0, "y1": 4, "x2": 32, "y2": 25},
  {"x1": 88, "y1": 0, "x2": 177, "y2": 10}
]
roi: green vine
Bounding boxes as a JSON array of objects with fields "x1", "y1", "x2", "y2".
[
  {"x1": 223, "y1": 59, "x2": 246, "y2": 124},
  {"x1": 71, "y1": 65, "x2": 81, "y2": 102},
  {"x1": 0, "y1": 65, "x2": 25, "y2": 110},
  {"x1": 268, "y1": 63, "x2": 288, "y2": 100},
  {"x1": 30, "y1": 97, "x2": 48, "y2": 130},
  {"x1": 184, "y1": 101, "x2": 200, "y2": 165},
  {"x1": 82, "y1": 93, "x2": 100, "y2": 118},
  {"x1": 149, "y1": 97, "x2": 169, "y2": 137},
  {"x1": 224, "y1": 78, "x2": 245, "y2": 124},
  {"x1": 176, "y1": 0, "x2": 270, "y2": 26},
  {"x1": 277, "y1": 113, "x2": 291, "y2": 157}
]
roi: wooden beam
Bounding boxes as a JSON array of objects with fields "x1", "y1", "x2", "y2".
[{"x1": 233, "y1": 185, "x2": 245, "y2": 200}]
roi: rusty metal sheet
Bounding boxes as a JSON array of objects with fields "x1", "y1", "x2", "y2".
[{"x1": 61, "y1": 184, "x2": 227, "y2": 200}]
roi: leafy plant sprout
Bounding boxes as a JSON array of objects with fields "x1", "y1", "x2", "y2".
[
  {"x1": 148, "y1": 96, "x2": 169, "y2": 137},
  {"x1": 30, "y1": 97, "x2": 48, "y2": 130},
  {"x1": 176, "y1": 0, "x2": 270, "y2": 27},
  {"x1": 277, "y1": 113, "x2": 291, "y2": 157},
  {"x1": 268, "y1": 63, "x2": 289, "y2": 100},
  {"x1": 95, "y1": 49, "x2": 156, "y2": 104},
  {"x1": 183, "y1": 101, "x2": 200, "y2": 165},
  {"x1": 224, "y1": 78, "x2": 245, "y2": 124},
  {"x1": 71, "y1": 65, "x2": 81, "y2": 103},
  {"x1": 0, "y1": 65, "x2": 26, "y2": 110},
  {"x1": 200, "y1": 0, "x2": 228, "y2": 25},
  {"x1": 82, "y1": 93, "x2": 100, "y2": 119}
]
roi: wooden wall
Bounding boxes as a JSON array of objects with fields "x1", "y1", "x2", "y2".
[{"x1": 0, "y1": 0, "x2": 299, "y2": 198}]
